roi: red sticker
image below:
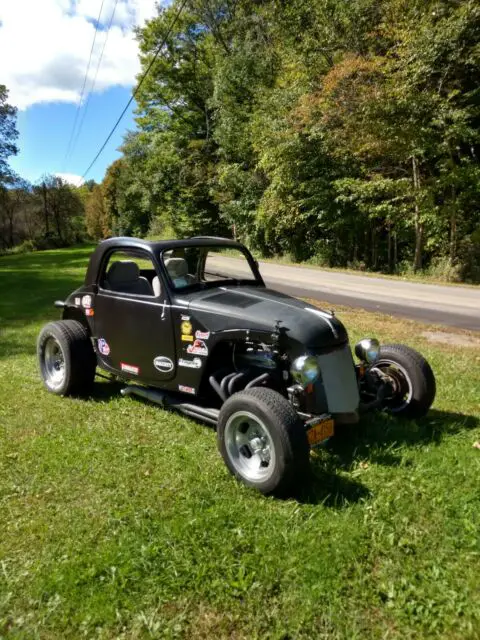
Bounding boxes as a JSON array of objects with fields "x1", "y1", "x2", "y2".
[{"x1": 121, "y1": 362, "x2": 139, "y2": 375}]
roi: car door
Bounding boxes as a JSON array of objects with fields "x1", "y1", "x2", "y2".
[{"x1": 93, "y1": 249, "x2": 176, "y2": 383}]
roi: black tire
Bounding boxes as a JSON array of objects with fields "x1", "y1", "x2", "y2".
[
  {"x1": 37, "y1": 320, "x2": 96, "y2": 396},
  {"x1": 217, "y1": 387, "x2": 310, "y2": 496},
  {"x1": 373, "y1": 344, "x2": 436, "y2": 419}
]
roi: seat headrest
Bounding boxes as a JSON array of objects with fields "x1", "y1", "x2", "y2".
[
  {"x1": 107, "y1": 261, "x2": 140, "y2": 285},
  {"x1": 164, "y1": 257, "x2": 188, "y2": 279}
]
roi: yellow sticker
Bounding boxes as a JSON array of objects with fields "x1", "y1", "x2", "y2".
[
  {"x1": 181, "y1": 335, "x2": 194, "y2": 342},
  {"x1": 181, "y1": 321, "x2": 192, "y2": 335}
]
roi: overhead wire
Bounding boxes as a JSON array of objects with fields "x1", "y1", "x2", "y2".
[
  {"x1": 82, "y1": 0, "x2": 189, "y2": 179},
  {"x1": 62, "y1": 0, "x2": 106, "y2": 170},
  {"x1": 68, "y1": 0, "x2": 120, "y2": 162}
]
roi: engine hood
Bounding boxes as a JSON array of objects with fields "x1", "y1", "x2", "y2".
[{"x1": 181, "y1": 285, "x2": 349, "y2": 350}]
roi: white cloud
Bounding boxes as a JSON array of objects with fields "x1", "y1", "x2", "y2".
[
  {"x1": 0, "y1": 0, "x2": 160, "y2": 110},
  {"x1": 55, "y1": 172, "x2": 85, "y2": 186}
]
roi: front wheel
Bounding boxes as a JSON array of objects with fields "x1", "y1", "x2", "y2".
[
  {"x1": 217, "y1": 388, "x2": 310, "y2": 496},
  {"x1": 371, "y1": 344, "x2": 436, "y2": 419}
]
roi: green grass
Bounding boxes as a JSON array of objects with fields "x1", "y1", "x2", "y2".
[{"x1": 1, "y1": 246, "x2": 479, "y2": 639}]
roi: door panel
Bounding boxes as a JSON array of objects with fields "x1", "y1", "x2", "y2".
[{"x1": 94, "y1": 292, "x2": 176, "y2": 383}]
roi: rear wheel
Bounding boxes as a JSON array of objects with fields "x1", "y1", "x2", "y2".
[
  {"x1": 37, "y1": 320, "x2": 96, "y2": 396},
  {"x1": 217, "y1": 388, "x2": 310, "y2": 495},
  {"x1": 372, "y1": 344, "x2": 436, "y2": 419}
]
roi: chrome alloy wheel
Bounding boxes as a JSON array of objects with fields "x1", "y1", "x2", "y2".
[
  {"x1": 43, "y1": 336, "x2": 66, "y2": 390},
  {"x1": 224, "y1": 411, "x2": 276, "y2": 483}
]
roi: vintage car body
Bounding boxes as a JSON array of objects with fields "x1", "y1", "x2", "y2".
[{"x1": 37, "y1": 236, "x2": 436, "y2": 495}]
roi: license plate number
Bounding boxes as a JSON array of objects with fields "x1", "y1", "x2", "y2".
[{"x1": 307, "y1": 418, "x2": 334, "y2": 446}]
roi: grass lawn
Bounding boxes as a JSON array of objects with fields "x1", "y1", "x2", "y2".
[{"x1": 1, "y1": 246, "x2": 479, "y2": 639}]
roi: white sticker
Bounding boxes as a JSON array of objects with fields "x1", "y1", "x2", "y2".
[
  {"x1": 181, "y1": 314, "x2": 190, "y2": 321},
  {"x1": 74, "y1": 297, "x2": 81, "y2": 306},
  {"x1": 121, "y1": 362, "x2": 139, "y2": 375},
  {"x1": 153, "y1": 356, "x2": 174, "y2": 373},
  {"x1": 179, "y1": 384, "x2": 195, "y2": 394},
  {"x1": 82, "y1": 294, "x2": 92, "y2": 309},
  {"x1": 178, "y1": 357, "x2": 202, "y2": 369},
  {"x1": 186, "y1": 339, "x2": 208, "y2": 357},
  {"x1": 98, "y1": 338, "x2": 110, "y2": 356},
  {"x1": 195, "y1": 330, "x2": 210, "y2": 340}
]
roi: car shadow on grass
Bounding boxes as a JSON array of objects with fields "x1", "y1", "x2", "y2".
[{"x1": 326, "y1": 408, "x2": 479, "y2": 472}]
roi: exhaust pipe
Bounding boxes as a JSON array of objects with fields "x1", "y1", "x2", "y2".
[{"x1": 121, "y1": 385, "x2": 220, "y2": 426}]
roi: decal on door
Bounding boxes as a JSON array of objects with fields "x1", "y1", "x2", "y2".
[
  {"x1": 178, "y1": 357, "x2": 202, "y2": 369},
  {"x1": 153, "y1": 356, "x2": 174, "y2": 373},
  {"x1": 186, "y1": 339, "x2": 208, "y2": 357},
  {"x1": 97, "y1": 338, "x2": 110, "y2": 356},
  {"x1": 81, "y1": 294, "x2": 92, "y2": 308},
  {"x1": 195, "y1": 330, "x2": 210, "y2": 340},
  {"x1": 181, "y1": 320, "x2": 192, "y2": 335},
  {"x1": 121, "y1": 362, "x2": 139, "y2": 375},
  {"x1": 178, "y1": 384, "x2": 195, "y2": 394}
]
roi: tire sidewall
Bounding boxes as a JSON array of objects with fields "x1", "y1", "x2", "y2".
[
  {"x1": 217, "y1": 390, "x2": 307, "y2": 495},
  {"x1": 37, "y1": 324, "x2": 72, "y2": 396},
  {"x1": 375, "y1": 345, "x2": 435, "y2": 418}
]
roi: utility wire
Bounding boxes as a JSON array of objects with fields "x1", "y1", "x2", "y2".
[
  {"x1": 69, "y1": 0, "x2": 120, "y2": 162},
  {"x1": 62, "y1": 0, "x2": 106, "y2": 170},
  {"x1": 82, "y1": 0, "x2": 189, "y2": 179}
]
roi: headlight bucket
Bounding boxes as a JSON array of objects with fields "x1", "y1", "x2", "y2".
[
  {"x1": 290, "y1": 355, "x2": 320, "y2": 387},
  {"x1": 354, "y1": 338, "x2": 380, "y2": 364}
]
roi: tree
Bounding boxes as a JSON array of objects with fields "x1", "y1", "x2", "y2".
[
  {"x1": 85, "y1": 184, "x2": 108, "y2": 239},
  {"x1": 0, "y1": 85, "x2": 18, "y2": 184}
]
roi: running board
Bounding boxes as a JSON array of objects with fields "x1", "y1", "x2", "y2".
[{"x1": 121, "y1": 385, "x2": 220, "y2": 426}]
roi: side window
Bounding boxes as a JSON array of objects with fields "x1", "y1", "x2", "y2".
[{"x1": 101, "y1": 250, "x2": 160, "y2": 297}]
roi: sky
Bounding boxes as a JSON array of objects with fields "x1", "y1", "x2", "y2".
[{"x1": 0, "y1": 0, "x2": 160, "y2": 186}]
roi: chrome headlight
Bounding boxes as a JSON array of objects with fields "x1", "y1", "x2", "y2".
[
  {"x1": 290, "y1": 355, "x2": 320, "y2": 387},
  {"x1": 354, "y1": 338, "x2": 380, "y2": 364}
]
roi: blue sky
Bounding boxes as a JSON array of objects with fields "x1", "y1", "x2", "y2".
[
  {"x1": 11, "y1": 87, "x2": 136, "y2": 185},
  {"x1": 0, "y1": 0, "x2": 158, "y2": 187}
]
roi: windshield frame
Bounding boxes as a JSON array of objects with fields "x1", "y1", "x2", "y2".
[{"x1": 159, "y1": 243, "x2": 264, "y2": 294}]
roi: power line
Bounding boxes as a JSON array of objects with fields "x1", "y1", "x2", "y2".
[
  {"x1": 69, "y1": 0, "x2": 120, "y2": 162},
  {"x1": 82, "y1": 0, "x2": 189, "y2": 179},
  {"x1": 62, "y1": 0, "x2": 106, "y2": 170}
]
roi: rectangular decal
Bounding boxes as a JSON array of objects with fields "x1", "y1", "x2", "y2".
[
  {"x1": 186, "y1": 339, "x2": 208, "y2": 357},
  {"x1": 178, "y1": 357, "x2": 202, "y2": 369},
  {"x1": 180, "y1": 314, "x2": 190, "y2": 321},
  {"x1": 181, "y1": 335, "x2": 194, "y2": 342},
  {"x1": 178, "y1": 384, "x2": 195, "y2": 394},
  {"x1": 195, "y1": 330, "x2": 210, "y2": 340},
  {"x1": 85, "y1": 308, "x2": 94, "y2": 317},
  {"x1": 82, "y1": 294, "x2": 92, "y2": 308},
  {"x1": 121, "y1": 362, "x2": 139, "y2": 375},
  {"x1": 75, "y1": 297, "x2": 81, "y2": 306}
]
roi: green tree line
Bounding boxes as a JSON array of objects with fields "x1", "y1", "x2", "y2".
[
  {"x1": 91, "y1": 0, "x2": 480, "y2": 282},
  {"x1": 2, "y1": 0, "x2": 480, "y2": 283},
  {"x1": 0, "y1": 85, "x2": 91, "y2": 252}
]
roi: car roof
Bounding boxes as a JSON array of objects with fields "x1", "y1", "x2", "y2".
[
  {"x1": 84, "y1": 235, "x2": 251, "y2": 285},
  {"x1": 100, "y1": 235, "x2": 245, "y2": 251}
]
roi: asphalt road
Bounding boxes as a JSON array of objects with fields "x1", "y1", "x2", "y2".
[{"x1": 211, "y1": 256, "x2": 480, "y2": 331}]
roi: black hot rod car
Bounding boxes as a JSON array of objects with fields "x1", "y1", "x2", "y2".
[{"x1": 37, "y1": 237, "x2": 436, "y2": 495}]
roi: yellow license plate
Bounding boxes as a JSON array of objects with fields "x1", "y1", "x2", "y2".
[{"x1": 307, "y1": 418, "x2": 334, "y2": 446}]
